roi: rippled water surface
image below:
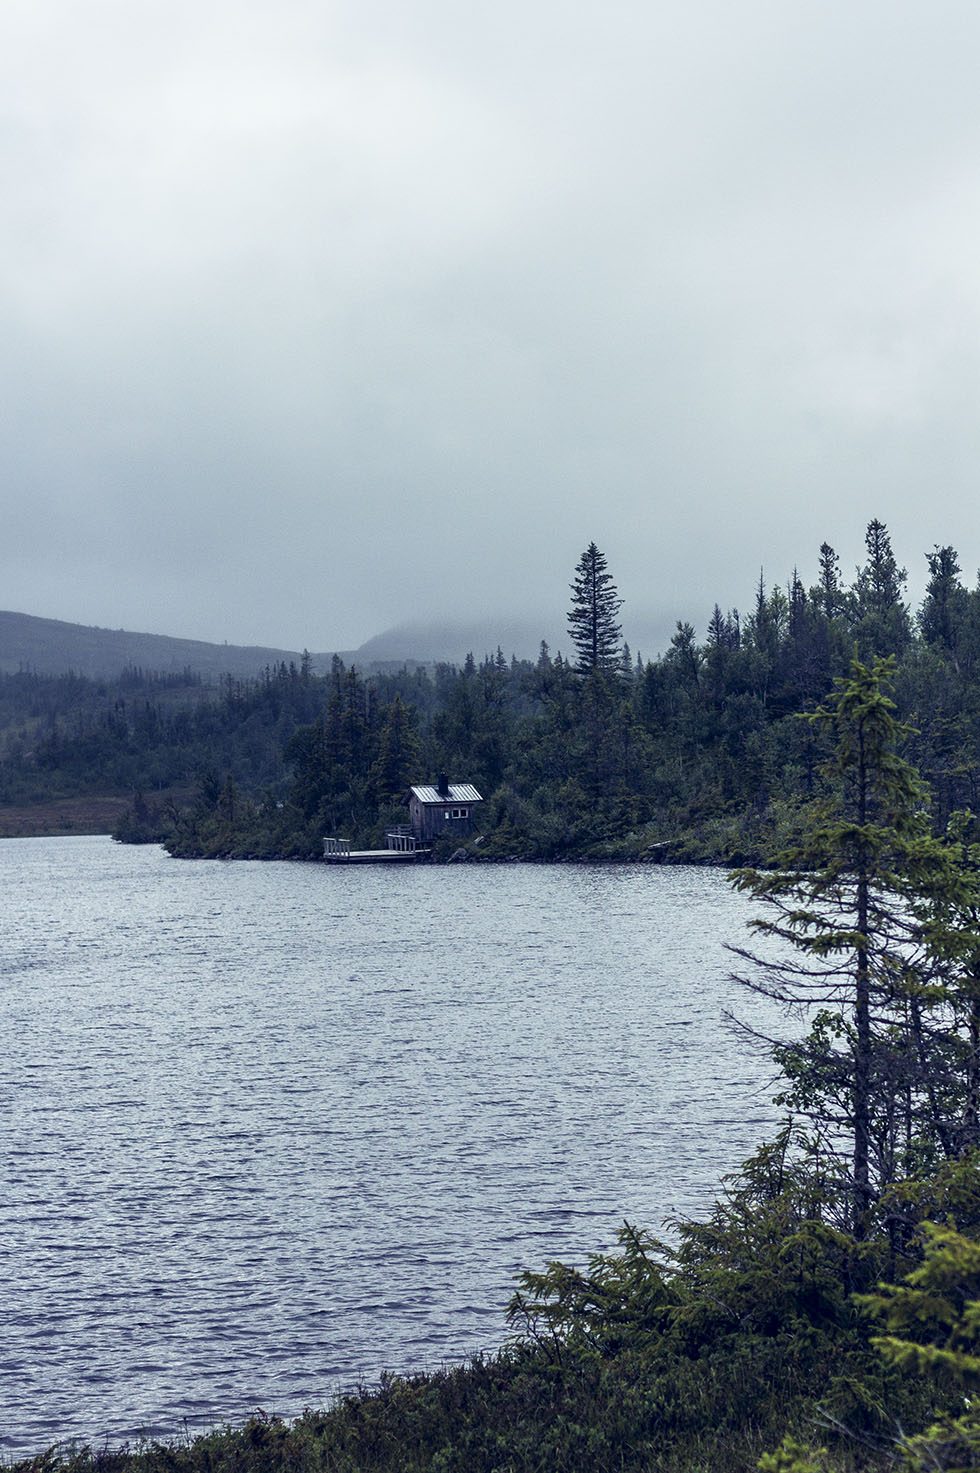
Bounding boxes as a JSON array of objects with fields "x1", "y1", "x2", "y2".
[{"x1": 2, "y1": 837, "x2": 785, "y2": 1454}]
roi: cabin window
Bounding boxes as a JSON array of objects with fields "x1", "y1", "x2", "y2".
[{"x1": 444, "y1": 807, "x2": 469, "y2": 820}]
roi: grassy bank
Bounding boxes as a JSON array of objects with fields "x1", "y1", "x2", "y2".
[
  {"x1": 0, "y1": 794, "x2": 136, "y2": 837},
  {"x1": 0, "y1": 789, "x2": 194, "y2": 840}
]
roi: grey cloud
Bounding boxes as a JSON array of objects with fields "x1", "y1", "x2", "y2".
[{"x1": 3, "y1": 1, "x2": 980, "y2": 652}]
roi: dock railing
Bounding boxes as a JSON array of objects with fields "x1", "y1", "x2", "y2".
[
  {"x1": 386, "y1": 826, "x2": 419, "y2": 852},
  {"x1": 322, "y1": 836, "x2": 351, "y2": 857}
]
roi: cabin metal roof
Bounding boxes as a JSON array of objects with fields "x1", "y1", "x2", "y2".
[{"x1": 410, "y1": 783, "x2": 483, "y2": 804}]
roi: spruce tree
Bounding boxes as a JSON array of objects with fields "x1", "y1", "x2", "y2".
[
  {"x1": 731, "y1": 657, "x2": 979, "y2": 1232},
  {"x1": 815, "y1": 541, "x2": 844, "y2": 620},
  {"x1": 370, "y1": 695, "x2": 421, "y2": 802},
  {"x1": 920, "y1": 544, "x2": 966, "y2": 663},
  {"x1": 862, "y1": 1219, "x2": 980, "y2": 1470},
  {"x1": 567, "y1": 542, "x2": 624, "y2": 675},
  {"x1": 854, "y1": 518, "x2": 911, "y2": 655}
]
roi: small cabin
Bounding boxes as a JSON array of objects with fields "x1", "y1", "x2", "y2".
[{"x1": 408, "y1": 776, "x2": 484, "y2": 842}]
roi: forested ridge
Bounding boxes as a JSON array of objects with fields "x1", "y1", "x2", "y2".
[{"x1": 4, "y1": 520, "x2": 980, "y2": 860}]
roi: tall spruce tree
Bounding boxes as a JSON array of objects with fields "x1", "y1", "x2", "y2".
[
  {"x1": 854, "y1": 518, "x2": 911, "y2": 656},
  {"x1": 920, "y1": 544, "x2": 966, "y2": 663},
  {"x1": 731, "y1": 657, "x2": 979, "y2": 1233},
  {"x1": 370, "y1": 695, "x2": 421, "y2": 802},
  {"x1": 815, "y1": 541, "x2": 844, "y2": 619},
  {"x1": 567, "y1": 542, "x2": 624, "y2": 675}
]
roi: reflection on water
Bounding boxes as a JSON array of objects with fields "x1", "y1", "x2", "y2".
[{"x1": 1, "y1": 837, "x2": 783, "y2": 1454}]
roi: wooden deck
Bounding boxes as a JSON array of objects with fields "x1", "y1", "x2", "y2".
[
  {"x1": 323, "y1": 829, "x2": 430, "y2": 863},
  {"x1": 322, "y1": 847, "x2": 431, "y2": 864}
]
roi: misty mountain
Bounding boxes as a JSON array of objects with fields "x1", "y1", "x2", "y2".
[
  {"x1": 356, "y1": 611, "x2": 678, "y2": 667},
  {"x1": 354, "y1": 617, "x2": 559, "y2": 666},
  {"x1": 0, "y1": 607, "x2": 681, "y2": 683}
]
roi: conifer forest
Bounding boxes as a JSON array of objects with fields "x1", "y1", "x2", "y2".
[{"x1": 2, "y1": 520, "x2": 979, "y2": 865}]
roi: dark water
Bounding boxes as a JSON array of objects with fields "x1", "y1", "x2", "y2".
[{"x1": 1, "y1": 837, "x2": 785, "y2": 1455}]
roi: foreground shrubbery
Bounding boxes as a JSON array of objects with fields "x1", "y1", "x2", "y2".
[{"x1": 13, "y1": 1145, "x2": 980, "y2": 1473}]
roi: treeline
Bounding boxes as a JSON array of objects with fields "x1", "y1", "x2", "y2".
[
  {"x1": 0, "y1": 660, "x2": 322, "y2": 811},
  {"x1": 135, "y1": 521, "x2": 980, "y2": 859},
  {"x1": 5, "y1": 519, "x2": 980, "y2": 860}
]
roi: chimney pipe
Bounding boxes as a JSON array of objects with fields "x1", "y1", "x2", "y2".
[{"x1": 437, "y1": 773, "x2": 450, "y2": 798}]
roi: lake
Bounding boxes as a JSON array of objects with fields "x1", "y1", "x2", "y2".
[{"x1": 1, "y1": 836, "x2": 786, "y2": 1455}]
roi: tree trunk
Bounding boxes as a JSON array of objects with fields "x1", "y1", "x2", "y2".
[
  {"x1": 964, "y1": 972, "x2": 980, "y2": 1150},
  {"x1": 853, "y1": 727, "x2": 871, "y2": 1236}
]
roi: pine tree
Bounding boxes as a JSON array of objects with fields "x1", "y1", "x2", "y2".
[
  {"x1": 862, "y1": 1221, "x2": 980, "y2": 1470},
  {"x1": 862, "y1": 518, "x2": 904, "y2": 596},
  {"x1": 567, "y1": 542, "x2": 624, "y2": 675},
  {"x1": 731, "y1": 657, "x2": 978, "y2": 1232},
  {"x1": 920, "y1": 545, "x2": 966, "y2": 664},
  {"x1": 814, "y1": 541, "x2": 844, "y2": 619},
  {"x1": 854, "y1": 518, "x2": 911, "y2": 655},
  {"x1": 370, "y1": 695, "x2": 421, "y2": 802}
]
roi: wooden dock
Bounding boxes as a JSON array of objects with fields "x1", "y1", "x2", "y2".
[{"x1": 322, "y1": 833, "x2": 431, "y2": 863}]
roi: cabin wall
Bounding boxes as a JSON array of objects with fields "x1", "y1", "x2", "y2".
[{"x1": 409, "y1": 798, "x2": 481, "y2": 841}]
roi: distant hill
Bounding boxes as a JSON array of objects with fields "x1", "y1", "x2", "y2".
[
  {"x1": 356, "y1": 612, "x2": 678, "y2": 667},
  {"x1": 0, "y1": 607, "x2": 680, "y2": 682},
  {"x1": 0, "y1": 611, "x2": 352, "y2": 682},
  {"x1": 353, "y1": 617, "x2": 559, "y2": 666}
]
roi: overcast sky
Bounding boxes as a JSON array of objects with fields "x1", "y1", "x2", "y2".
[{"x1": 3, "y1": 1, "x2": 980, "y2": 654}]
